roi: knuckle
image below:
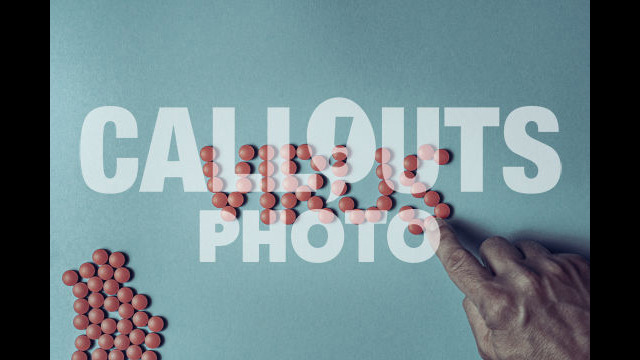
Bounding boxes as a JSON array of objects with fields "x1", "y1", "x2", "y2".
[
  {"x1": 512, "y1": 268, "x2": 541, "y2": 290},
  {"x1": 483, "y1": 292, "x2": 514, "y2": 327}
]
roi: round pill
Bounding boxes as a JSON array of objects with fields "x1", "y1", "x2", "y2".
[
  {"x1": 365, "y1": 207, "x2": 382, "y2": 223},
  {"x1": 101, "y1": 318, "x2": 117, "y2": 334},
  {"x1": 338, "y1": 197, "x2": 355, "y2": 212},
  {"x1": 435, "y1": 203, "x2": 451, "y2": 219},
  {"x1": 378, "y1": 180, "x2": 395, "y2": 195},
  {"x1": 74, "y1": 299, "x2": 89, "y2": 314},
  {"x1": 62, "y1": 270, "x2": 79, "y2": 286},
  {"x1": 207, "y1": 177, "x2": 224, "y2": 192},
  {"x1": 97, "y1": 265, "x2": 113, "y2": 280},
  {"x1": 235, "y1": 178, "x2": 253, "y2": 193},
  {"x1": 434, "y1": 149, "x2": 450, "y2": 165},
  {"x1": 117, "y1": 287, "x2": 134, "y2": 303},
  {"x1": 202, "y1": 161, "x2": 219, "y2": 177},
  {"x1": 72, "y1": 282, "x2": 89, "y2": 298},
  {"x1": 308, "y1": 174, "x2": 324, "y2": 189},
  {"x1": 108, "y1": 350, "x2": 125, "y2": 360},
  {"x1": 331, "y1": 161, "x2": 349, "y2": 177},
  {"x1": 375, "y1": 164, "x2": 392, "y2": 179},
  {"x1": 109, "y1": 252, "x2": 126, "y2": 268},
  {"x1": 280, "y1": 144, "x2": 296, "y2": 160},
  {"x1": 86, "y1": 323, "x2": 102, "y2": 340},
  {"x1": 376, "y1": 196, "x2": 393, "y2": 211},
  {"x1": 221, "y1": 206, "x2": 237, "y2": 221},
  {"x1": 118, "y1": 303, "x2": 134, "y2": 319},
  {"x1": 227, "y1": 192, "x2": 244, "y2": 207},
  {"x1": 283, "y1": 175, "x2": 299, "y2": 192},
  {"x1": 418, "y1": 144, "x2": 435, "y2": 160},
  {"x1": 87, "y1": 276, "x2": 103, "y2": 292},
  {"x1": 148, "y1": 316, "x2": 164, "y2": 332},
  {"x1": 91, "y1": 349, "x2": 108, "y2": 360},
  {"x1": 404, "y1": 155, "x2": 418, "y2": 171},
  {"x1": 92, "y1": 249, "x2": 109, "y2": 265},
  {"x1": 332, "y1": 145, "x2": 348, "y2": 161},
  {"x1": 200, "y1": 146, "x2": 216, "y2": 161},
  {"x1": 116, "y1": 319, "x2": 133, "y2": 335},
  {"x1": 423, "y1": 191, "x2": 441, "y2": 207},
  {"x1": 318, "y1": 208, "x2": 335, "y2": 224},
  {"x1": 399, "y1": 206, "x2": 415, "y2": 222},
  {"x1": 260, "y1": 209, "x2": 277, "y2": 225},
  {"x1": 73, "y1": 315, "x2": 89, "y2": 330},
  {"x1": 235, "y1": 162, "x2": 251, "y2": 177},
  {"x1": 88, "y1": 308, "x2": 105, "y2": 324},
  {"x1": 132, "y1": 311, "x2": 149, "y2": 327},
  {"x1": 281, "y1": 160, "x2": 297, "y2": 175},
  {"x1": 145, "y1": 333, "x2": 161, "y2": 349},
  {"x1": 132, "y1": 294, "x2": 148, "y2": 310},
  {"x1": 79, "y1": 262, "x2": 95, "y2": 279},
  {"x1": 280, "y1": 209, "x2": 297, "y2": 225},
  {"x1": 307, "y1": 196, "x2": 324, "y2": 211},
  {"x1": 114, "y1": 334, "x2": 130, "y2": 350},
  {"x1": 331, "y1": 180, "x2": 348, "y2": 196},
  {"x1": 259, "y1": 193, "x2": 276, "y2": 209},
  {"x1": 126, "y1": 345, "x2": 143, "y2": 360},
  {"x1": 259, "y1": 145, "x2": 276, "y2": 160},
  {"x1": 103, "y1": 296, "x2": 120, "y2": 312},
  {"x1": 281, "y1": 192, "x2": 297, "y2": 209},
  {"x1": 212, "y1": 192, "x2": 228, "y2": 208},
  {"x1": 87, "y1": 292, "x2": 104, "y2": 308},
  {"x1": 261, "y1": 177, "x2": 276, "y2": 192},
  {"x1": 310, "y1": 155, "x2": 327, "y2": 171},
  {"x1": 408, "y1": 219, "x2": 425, "y2": 235},
  {"x1": 141, "y1": 350, "x2": 158, "y2": 360},
  {"x1": 75, "y1": 335, "x2": 91, "y2": 351},
  {"x1": 129, "y1": 329, "x2": 146, "y2": 345},
  {"x1": 258, "y1": 161, "x2": 275, "y2": 176},
  {"x1": 295, "y1": 186, "x2": 312, "y2": 201},
  {"x1": 348, "y1": 209, "x2": 365, "y2": 225},
  {"x1": 103, "y1": 280, "x2": 120, "y2": 295},
  {"x1": 410, "y1": 182, "x2": 427, "y2": 198},
  {"x1": 399, "y1": 171, "x2": 417, "y2": 186},
  {"x1": 72, "y1": 351, "x2": 87, "y2": 360},
  {"x1": 114, "y1": 267, "x2": 130, "y2": 283},
  {"x1": 239, "y1": 145, "x2": 255, "y2": 161},
  {"x1": 375, "y1": 147, "x2": 391, "y2": 163},
  {"x1": 98, "y1": 334, "x2": 114, "y2": 350},
  {"x1": 296, "y1": 144, "x2": 312, "y2": 160}
]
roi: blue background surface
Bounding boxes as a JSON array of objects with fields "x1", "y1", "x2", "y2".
[{"x1": 50, "y1": 1, "x2": 590, "y2": 359}]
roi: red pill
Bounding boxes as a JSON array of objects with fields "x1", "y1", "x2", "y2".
[
  {"x1": 259, "y1": 145, "x2": 276, "y2": 160},
  {"x1": 212, "y1": 192, "x2": 228, "y2": 208},
  {"x1": 72, "y1": 282, "x2": 89, "y2": 298},
  {"x1": 88, "y1": 308, "x2": 105, "y2": 324},
  {"x1": 92, "y1": 249, "x2": 109, "y2": 265},
  {"x1": 62, "y1": 270, "x2": 79, "y2": 286},
  {"x1": 434, "y1": 149, "x2": 450, "y2": 165},
  {"x1": 404, "y1": 155, "x2": 418, "y2": 171},
  {"x1": 408, "y1": 219, "x2": 424, "y2": 235},
  {"x1": 73, "y1": 314, "x2": 89, "y2": 330},
  {"x1": 75, "y1": 335, "x2": 91, "y2": 351},
  {"x1": 132, "y1": 294, "x2": 148, "y2": 310},
  {"x1": 148, "y1": 316, "x2": 164, "y2": 332},
  {"x1": 375, "y1": 164, "x2": 392, "y2": 179},
  {"x1": 114, "y1": 267, "x2": 130, "y2": 283},
  {"x1": 97, "y1": 265, "x2": 114, "y2": 280},
  {"x1": 331, "y1": 180, "x2": 348, "y2": 196},
  {"x1": 221, "y1": 206, "x2": 237, "y2": 222},
  {"x1": 72, "y1": 351, "x2": 87, "y2": 360},
  {"x1": 117, "y1": 287, "x2": 134, "y2": 303},
  {"x1": 202, "y1": 161, "x2": 219, "y2": 177},
  {"x1": 129, "y1": 329, "x2": 146, "y2": 345},
  {"x1": 227, "y1": 192, "x2": 244, "y2": 207},
  {"x1": 108, "y1": 350, "x2": 125, "y2": 360},
  {"x1": 74, "y1": 299, "x2": 90, "y2": 314},
  {"x1": 410, "y1": 182, "x2": 427, "y2": 198},
  {"x1": 114, "y1": 334, "x2": 130, "y2": 350},
  {"x1": 87, "y1": 276, "x2": 103, "y2": 292},
  {"x1": 260, "y1": 209, "x2": 277, "y2": 225},
  {"x1": 91, "y1": 349, "x2": 108, "y2": 360},
  {"x1": 261, "y1": 176, "x2": 276, "y2": 192},
  {"x1": 308, "y1": 174, "x2": 324, "y2": 189},
  {"x1": 235, "y1": 162, "x2": 251, "y2": 176},
  {"x1": 117, "y1": 319, "x2": 133, "y2": 335},
  {"x1": 375, "y1": 147, "x2": 391, "y2": 163},
  {"x1": 331, "y1": 161, "x2": 349, "y2": 177},
  {"x1": 296, "y1": 144, "x2": 312, "y2": 160},
  {"x1": 259, "y1": 193, "x2": 276, "y2": 209},
  {"x1": 280, "y1": 144, "x2": 296, "y2": 160},
  {"x1": 307, "y1": 196, "x2": 324, "y2": 211},
  {"x1": 87, "y1": 292, "x2": 104, "y2": 308},
  {"x1": 132, "y1": 311, "x2": 149, "y2": 327},
  {"x1": 239, "y1": 145, "x2": 255, "y2": 161},
  {"x1": 338, "y1": 197, "x2": 355, "y2": 212},
  {"x1": 126, "y1": 345, "x2": 143, "y2": 360},
  {"x1": 145, "y1": 333, "x2": 161, "y2": 349},
  {"x1": 399, "y1": 206, "x2": 415, "y2": 222},
  {"x1": 103, "y1": 279, "x2": 120, "y2": 295},
  {"x1": 109, "y1": 252, "x2": 126, "y2": 268},
  {"x1": 86, "y1": 323, "x2": 102, "y2": 340},
  {"x1": 103, "y1": 296, "x2": 120, "y2": 312},
  {"x1": 200, "y1": 146, "x2": 216, "y2": 161},
  {"x1": 310, "y1": 155, "x2": 327, "y2": 171},
  {"x1": 258, "y1": 161, "x2": 275, "y2": 177},
  {"x1": 434, "y1": 203, "x2": 451, "y2": 219},
  {"x1": 281, "y1": 160, "x2": 297, "y2": 174},
  {"x1": 332, "y1": 145, "x2": 348, "y2": 161},
  {"x1": 376, "y1": 196, "x2": 393, "y2": 211},
  {"x1": 118, "y1": 303, "x2": 135, "y2": 319},
  {"x1": 208, "y1": 177, "x2": 225, "y2": 192},
  {"x1": 141, "y1": 350, "x2": 158, "y2": 360},
  {"x1": 101, "y1": 318, "x2": 117, "y2": 334},
  {"x1": 79, "y1": 262, "x2": 95, "y2": 278},
  {"x1": 281, "y1": 192, "x2": 297, "y2": 209},
  {"x1": 295, "y1": 186, "x2": 312, "y2": 201},
  {"x1": 98, "y1": 334, "x2": 114, "y2": 350},
  {"x1": 378, "y1": 180, "x2": 395, "y2": 195},
  {"x1": 423, "y1": 191, "x2": 441, "y2": 207},
  {"x1": 280, "y1": 209, "x2": 297, "y2": 225},
  {"x1": 399, "y1": 170, "x2": 417, "y2": 186}
]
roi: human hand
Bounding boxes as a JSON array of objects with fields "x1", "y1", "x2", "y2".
[{"x1": 426, "y1": 218, "x2": 590, "y2": 360}]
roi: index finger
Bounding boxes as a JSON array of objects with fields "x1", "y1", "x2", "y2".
[{"x1": 426, "y1": 217, "x2": 493, "y2": 299}]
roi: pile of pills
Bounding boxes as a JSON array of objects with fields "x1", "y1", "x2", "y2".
[{"x1": 63, "y1": 249, "x2": 165, "y2": 360}]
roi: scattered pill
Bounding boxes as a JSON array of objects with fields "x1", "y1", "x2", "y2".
[
  {"x1": 235, "y1": 178, "x2": 252, "y2": 193},
  {"x1": 376, "y1": 196, "x2": 393, "y2": 211},
  {"x1": 141, "y1": 350, "x2": 158, "y2": 360},
  {"x1": 118, "y1": 303, "x2": 134, "y2": 319},
  {"x1": 221, "y1": 205, "x2": 238, "y2": 222},
  {"x1": 331, "y1": 161, "x2": 349, "y2": 177},
  {"x1": 97, "y1": 265, "x2": 114, "y2": 281},
  {"x1": 331, "y1": 180, "x2": 348, "y2": 196},
  {"x1": 404, "y1": 155, "x2": 418, "y2": 171},
  {"x1": 283, "y1": 175, "x2": 299, "y2": 192},
  {"x1": 72, "y1": 282, "x2": 89, "y2": 298},
  {"x1": 308, "y1": 174, "x2": 324, "y2": 189},
  {"x1": 378, "y1": 180, "x2": 395, "y2": 195},
  {"x1": 117, "y1": 287, "x2": 134, "y2": 303},
  {"x1": 92, "y1": 249, "x2": 109, "y2": 265},
  {"x1": 375, "y1": 164, "x2": 393, "y2": 179},
  {"x1": 310, "y1": 155, "x2": 327, "y2": 171},
  {"x1": 148, "y1": 317, "x2": 164, "y2": 332},
  {"x1": 281, "y1": 160, "x2": 297, "y2": 175},
  {"x1": 103, "y1": 280, "x2": 120, "y2": 295},
  {"x1": 348, "y1": 209, "x2": 365, "y2": 224},
  {"x1": 338, "y1": 197, "x2": 355, "y2": 212},
  {"x1": 75, "y1": 335, "x2": 91, "y2": 351},
  {"x1": 295, "y1": 186, "x2": 313, "y2": 201},
  {"x1": 258, "y1": 161, "x2": 275, "y2": 176},
  {"x1": 318, "y1": 208, "x2": 335, "y2": 224},
  {"x1": 259, "y1": 193, "x2": 276, "y2": 209},
  {"x1": 280, "y1": 144, "x2": 296, "y2": 160},
  {"x1": 114, "y1": 267, "x2": 130, "y2": 283},
  {"x1": 408, "y1": 219, "x2": 425, "y2": 235},
  {"x1": 108, "y1": 350, "x2": 125, "y2": 360},
  {"x1": 200, "y1": 146, "x2": 216, "y2": 162},
  {"x1": 239, "y1": 145, "x2": 255, "y2": 161},
  {"x1": 109, "y1": 252, "x2": 126, "y2": 268},
  {"x1": 89, "y1": 308, "x2": 105, "y2": 324},
  {"x1": 399, "y1": 171, "x2": 417, "y2": 186},
  {"x1": 207, "y1": 177, "x2": 224, "y2": 192},
  {"x1": 410, "y1": 182, "x2": 427, "y2": 198},
  {"x1": 375, "y1": 147, "x2": 391, "y2": 163},
  {"x1": 103, "y1": 296, "x2": 120, "y2": 312},
  {"x1": 63, "y1": 270, "x2": 79, "y2": 286},
  {"x1": 261, "y1": 177, "x2": 276, "y2": 192},
  {"x1": 98, "y1": 334, "x2": 114, "y2": 350},
  {"x1": 296, "y1": 144, "x2": 312, "y2": 160},
  {"x1": 434, "y1": 203, "x2": 451, "y2": 218},
  {"x1": 132, "y1": 294, "x2": 148, "y2": 310},
  {"x1": 235, "y1": 162, "x2": 251, "y2": 177},
  {"x1": 101, "y1": 318, "x2": 117, "y2": 334},
  {"x1": 116, "y1": 319, "x2": 133, "y2": 335},
  {"x1": 418, "y1": 144, "x2": 435, "y2": 160},
  {"x1": 281, "y1": 192, "x2": 297, "y2": 209},
  {"x1": 423, "y1": 191, "x2": 441, "y2": 207},
  {"x1": 399, "y1": 206, "x2": 415, "y2": 222},
  {"x1": 434, "y1": 149, "x2": 450, "y2": 165},
  {"x1": 129, "y1": 329, "x2": 146, "y2": 345},
  {"x1": 332, "y1": 145, "x2": 348, "y2": 161},
  {"x1": 280, "y1": 209, "x2": 297, "y2": 225},
  {"x1": 259, "y1": 145, "x2": 276, "y2": 160},
  {"x1": 227, "y1": 192, "x2": 244, "y2": 207},
  {"x1": 92, "y1": 349, "x2": 108, "y2": 360},
  {"x1": 202, "y1": 162, "x2": 219, "y2": 178},
  {"x1": 365, "y1": 207, "x2": 382, "y2": 223},
  {"x1": 72, "y1": 351, "x2": 87, "y2": 360},
  {"x1": 79, "y1": 262, "x2": 95, "y2": 279},
  {"x1": 260, "y1": 209, "x2": 277, "y2": 225},
  {"x1": 212, "y1": 193, "x2": 228, "y2": 208},
  {"x1": 114, "y1": 334, "x2": 130, "y2": 350},
  {"x1": 86, "y1": 323, "x2": 102, "y2": 340},
  {"x1": 307, "y1": 196, "x2": 324, "y2": 211},
  {"x1": 73, "y1": 314, "x2": 89, "y2": 330},
  {"x1": 74, "y1": 299, "x2": 90, "y2": 314},
  {"x1": 126, "y1": 345, "x2": 143, "y2": 360},
  {"x1": 132, "y1": 311, "x2": 149, "y2": 327},
  {"x1": 145, "y1": 333, "x2": 162, "y2": 349},
  {"x1": 88, "y1": 292, "x2": 105, "y2": 308}
]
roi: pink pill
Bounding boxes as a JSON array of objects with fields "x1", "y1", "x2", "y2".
[
  {"x1": 145, "y1": 333, "x2": 161, "y2": 349},
  {"x1": 399, "y1": 206, "x2": 415, "y2": 222},
  {"x1": 280, "y1": 144, "x2": 296, "y2": 160},
  {"x1": 235, "y1": 178, "x2": 252, "y2": 193},
  {"x1": 410, "y1": 182, "x2": 427, "y2": 198},
  {"x1": 434, "y1": 149, "x2": 450, "y2": 165},
  {"x1": 261, "y1": 177, "x2": 276, "y2": 192},
  {"x1": 108, "y1": 350, "x2": 125, "y2": 360},
  {"x1": 348, "y1": 209, "x2": 366, "y2": 225},
  {"x1": 103, "y1": 296, "x2": 120, "y2": 312},
  {"x1": 132, "y1": 311, "x2": 149, "y2": 327},
  {"x1": 117, "y1": 319, "x2": 133, "y2": 335},
  {"x1": 258, "y1": 145, "x2": 276, "y2": 160},
  {"x1": 75, "y1": 335, "x2": 91, "y2": 351},
  {"x1": 148, "y1": 316, "x2": 164, "y2": 332},
  {"x1": 126, "y1": 345, "x2": 143, "y2": 360},
  {"x1": 332, "y1": 145, "x2": 349, "y2": 161},
  {"x1": 62, "y1": 270, "x2": 79, "y2": 286},
  {"x1": 295, "y1": 185, "x2": 313, "y2": 201},
  {"x1": 418, "y1": 144, "x2": 435, "y2": 160},
  {"x1": 92, "y1": 249, "x2": 109, "y2": 265},
  {"x1": 88, "y1": 308, "x2": 105, "y2": 324},
  {"x1": 331, "y1": 180, "x2": 348, "y2": 196},
  {"x1": 72, "y1": 351, "x2": 87, "y2": 360},
  {"x1": 114, "y1": 334, "x2": 130, "y2": 350},
  {"x1": 129, "y1": 329, "x2": 146, "y2": 345},
  {"x1": 114, "y1": 267, "x2": 130, "y2": 283},
  {"x1": 86, "y1": 323, "x2": 102, "y2": 340},
  {"x1": 376, "y1": 164, "x2": 393, "y2": 179},
  {"x1": 203, "y1": 161, "x2": 219, "y2": 177},
  {"x1": 365, "y1": 207, "x2": 382, "y2": 223},
  {"x1": 308, "y1": 174, "x2": 324, "y2": 189},
  {"x1": 92, "y1": 349, "x2": 108, "y2": 360},
  {"x1": 310, "y1": 155, "x2": 327, "y2": 171},
  {"x1": 73, "y1": 314, "x2": 89, "y2": 330},
  {"x1": 260, "y1": 209, "x2": 278, "y2": 225},
  {"x1": 281, "y1": 161, "x2": 297, "y2": 175},
  {"x1": 375, "y1": 147, "x2": 391, "y2": 163},
  {"x1": 79, "y1": 263, "x2": 95, "y2": 279},
  {"x1": 74, "y1": 299, "x2": 89, "y2": 314},
  {"x1": 109, "y1": 252, "x2": 126, "y2": 268},
  {"x1": 221, "y1": 206, "x2": 237, "y2": 221},
  {"x1": 280, "y1": 209, "x2": 297, "y2": 225},
  {"x1": 97, "y1": 265, "x2": 113, "y2": 280},
  {"x1": 331, "y1": 161, "x2": 349, "y2": 177},
  {"x1": 399, "y1": 171, "x2": 417, "y2": 186},
  {"x1": 103, "y1": 280, "x2": 119, "y2": 295},
  {"x1": 283, "y1": 175, "x2": 299, "y2": 191},
  {"x1": 101, "y1": 318, "x2": 117, "y2": 334},
  {"x1": 72, "y1": 282, "x2": 89, "y2": 298},
  {"x1": 208, "y1": 177, "x2": 225, "y2": 193},
  {"x1": 117, "y1": 287, "x2": 134, "y2": 303},
  {"x1": 378, "y1": 180, "x2": 395, "y2": 195},
  {"x1": 141, "y1": 350, "x2": 158, "y2": 360},
  {"x1": 258, "y1": 161, "x2": 275, "y2": 176},
  {"x1": 98, "y1": 334, "x2": 114, "y2": 350},
  {"x1": 318, "y1": 208, "x2": 335, "y2": 224},
  {"x1": 87, "y1": 292, "x2": 104, "y2": 308},
  {"x1": 132, "y1": 294, "x2": 148, "y2": 310},
  {"x1": 118, "y1": 303, "x2": 135, "y2": 319}
]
